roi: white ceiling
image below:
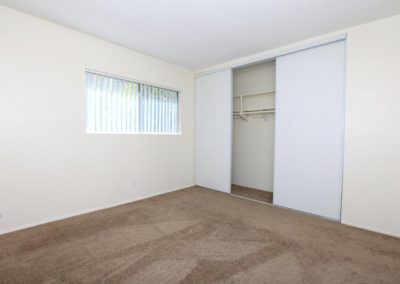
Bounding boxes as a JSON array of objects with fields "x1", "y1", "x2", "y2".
[{"x1": 1, "y1": 0, "x2": 400, "y2": 70}]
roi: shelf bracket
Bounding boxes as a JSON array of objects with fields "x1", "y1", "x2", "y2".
[{"x1": 239, "y1": 112, "x2": 248, "y2": 121}]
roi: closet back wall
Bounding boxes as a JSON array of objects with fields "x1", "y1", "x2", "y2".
[
  {"x1": 232, "y1": 61, "x2": 275, "y2": 191},
  {"x1": 0, "y1": 6, "x2": 195, "y2": 234}
]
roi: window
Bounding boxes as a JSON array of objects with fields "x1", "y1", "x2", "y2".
[{"x1": 85, "y1": 71, "x2": 180, "y2": 134}]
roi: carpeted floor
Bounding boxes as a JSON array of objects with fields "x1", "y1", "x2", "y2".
[
  {"x1": 1, "y1": 186, "x2": 399, "y2": 283},
  {"x1": 232, "y1": 184, "x2": 273, "y2": 203}
]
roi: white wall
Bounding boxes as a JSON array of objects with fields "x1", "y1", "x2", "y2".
[
  {"x1": 0, "y1": 6, "x2": 195, "y2": 234},
  {"x1": 197, "y1": 14, "x2": 400, "y2": 237},
  {"x1": 341, "y1": 15, "x2": 400, "y2": 237},
  {"x1": 232, "y1": 61, "x2": 275, "y2": 191}
]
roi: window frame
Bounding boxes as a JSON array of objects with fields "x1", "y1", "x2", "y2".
[{"x1": 84, "y1": 69, "x2": 182, "y2": 135}]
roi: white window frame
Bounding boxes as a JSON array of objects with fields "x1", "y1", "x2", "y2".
[{"x1": 85, "y1": 69, "x2": 181, "y2": 135}]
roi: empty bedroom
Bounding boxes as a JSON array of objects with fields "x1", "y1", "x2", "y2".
[{"x1": 0, "y1": 0, "x2": 400, "y2": 283}]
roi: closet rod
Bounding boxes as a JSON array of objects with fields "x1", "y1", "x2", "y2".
[
  {"x1": 233, "y1": 107, "x2": 275, "y2": 113},
  {"x1": 233, "y1": 110, "x2": 275, "y2": 121},
  {"x1": 233, "y1": 109, "x2": 275, "y2": 122},
  {"x1": 233, "y1": 110, "x2": 275, "y2": 115}
]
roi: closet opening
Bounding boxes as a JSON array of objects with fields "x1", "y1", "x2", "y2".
[{"x1": 231, "y1": 60, "x2": 276, "y2": 204}]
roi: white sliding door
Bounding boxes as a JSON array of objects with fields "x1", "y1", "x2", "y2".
[
  {"x1": 195, "y1": 70, "x2": 232, "y2": 193},
  {"x1": 274, "y1": 41, "x2": 345, "y2": 220}
]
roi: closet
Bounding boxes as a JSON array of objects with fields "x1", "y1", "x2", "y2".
[
  {"x1": 231, "y1": 61, "x2": 276, "y2": 203},
  {"x1": 195, "y1": 38, "x2": 345, "y2": 220}
]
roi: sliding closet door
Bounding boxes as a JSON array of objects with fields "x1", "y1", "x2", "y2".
[
  {"x1": 274, "y1": 41, "x2": 345, "y2": 220},
  {"x1": 195, "y1": 70, "x2": 232, "y2": 193}
]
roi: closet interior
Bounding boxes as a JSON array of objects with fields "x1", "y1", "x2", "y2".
[{"x1": 231, "y1": 60, "x2": 276, "y2": 204}]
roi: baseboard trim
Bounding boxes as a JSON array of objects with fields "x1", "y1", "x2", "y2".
[
  {"x1": 0, "y1": 184, "x2": 194, "y2": 236},
  {"x1": 341, "y1": 220, "x2": 400, "y2": 239}
]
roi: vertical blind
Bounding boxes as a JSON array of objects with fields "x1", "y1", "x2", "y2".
[{"x1": 85, "y1": 71, "x2": 180, "y2": 134}]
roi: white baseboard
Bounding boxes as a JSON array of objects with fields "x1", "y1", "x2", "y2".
[
  {"x1": 3, "y1": 185, "x2": 398, "y2": 240},
  {"x1": 0, "y1": 184, "x2": 194, "y2": 236},
  {"x1": 341, "y1": 220, "x2": 400, "y2": 239}
]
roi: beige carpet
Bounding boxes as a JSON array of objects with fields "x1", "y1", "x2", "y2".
[
  {"x1": 0, "y1": 186, "x2": 399, "y2": 283},
  {"x1": 232, "y1": 184, "x2": 273, "y2": 203}
]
